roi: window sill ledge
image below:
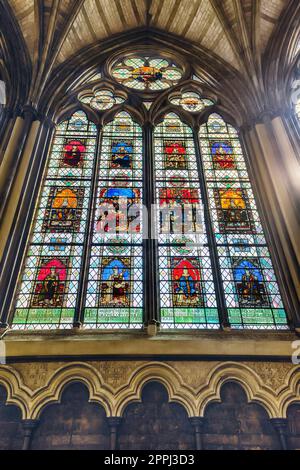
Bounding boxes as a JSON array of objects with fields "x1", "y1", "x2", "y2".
[{"x1": 1, "y1": 328, "x2": 298, "y2": 361}]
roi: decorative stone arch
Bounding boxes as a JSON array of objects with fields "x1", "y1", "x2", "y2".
[
  {"x1": 114, "y1": 362, "x2": 198, "y2": 417},
  {"x1": 28, "y1": 362, "x2": 114, "y2": 420},
  {"x1": 39, "y1": 29, "x2": 244, "y2": 122},
  {"x1": 152, "y1": 105, "x2": 196, "y2": 129},
  {"x1": 0, "y1": 1, "x2": 31, "y2": 111},
  {"x1": 276, "y1": 367, "x2": 300, "y2": 418},
  {"x1": 100, "y1": 105, "x2": 145, "y2": 128},
  {"x1": 53, "y1": 104, "x2": 99, "y2": 127},
  {"x1": 197, "y1": 362, "x2": 281, "y2": 418},
  {"x1": 148, "y1": 81, "x2": 208, "y2": 125},
  {"x1": 0, "y1": 365, "x2": 32, "y2": 419}
]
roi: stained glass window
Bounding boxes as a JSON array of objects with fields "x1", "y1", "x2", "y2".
[
  {"x1": 170, "y1": 91, "x2": 214, "y2": 113},
  {"x1": 11, "y1": 102, "x2": 289, "y2": 331},
  {"x1": 154, "y1": 114, "x2": 219, "y2": 329},
  {"x1": 199, "y1": 114, "x2": 287, "y2": 329},
  {"x1": 85, "y1": 112, "x2": 143, "y2": 328},
  {"x1": 79, "y1": 89, "x2": 125, "y2": 111},
  {"x1": 13, "y1": 111, "x2": 98, "y2": 329},
  {"x1": 112, "y1": 57, "x2": 182, "y2": 91}
]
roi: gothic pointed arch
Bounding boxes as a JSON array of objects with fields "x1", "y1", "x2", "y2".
[
  {"x1": 1, "y1": 43, "x2": 291, "y2": 332},
  {"x1": 118, "y1": 381, "x2": 195, "y2": 450},
  {"x1": 30, "y1": 382, "x2": 110, "y2": 450}
]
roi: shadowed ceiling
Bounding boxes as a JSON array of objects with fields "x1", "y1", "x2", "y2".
[{"x1": 9, "y1": 0, "x2": 290, "y2": 71}]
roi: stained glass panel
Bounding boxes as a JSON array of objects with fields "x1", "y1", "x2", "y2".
[
  {"x1": 170, "y1": 91, "x2": 214, "y2": 113},
  {"x1": 79, "y1": 89, "x2": 125, "y2": 111},
  {"x1": 13, "y1": 111, "x2": 97, "y2": 329},
  {"x1": 111, "y1": 57, "x2": 183, "y2": 91},
  {"x1": 85, "y1": 112, "x2": 143, "y2": 328},
  {"x1": 154, "y1": 114, "x2": 219, "y2": 329},
  {"x1": 199, "y1": 114, "x2": 288, "y2": 329}
]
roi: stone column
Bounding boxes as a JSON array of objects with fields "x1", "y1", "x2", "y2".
[
  {"x1": 0, "y1": 118, "x2": 41, "y2": 259},
  {"x1": 189, "y1": 417, "x2": 205, "y2": 450},
  {"x1": 22, "y1": 419, "x2": 39, "y2": 450},
  {"x1": 271, "y1": 115, "x2": 300, "y2": 218},
  {"x1": 0, "y1": 107, "x2": 38, "y2": 217},
  {"x1": 107, "y1": 417, "x2": 122, "y2": 450},
  {"x1": 255, "y1": 118, "x2": 299, "y2": 267},
  {"x1": 241, "y1": 114, "x2": 300, "y2": 329},
  {"x1": 143, "y1": 122, "x2": 160, "y2": 332},
  {"x1": 0, "y1": 108, "x2": 14, "y2": 158},
  {"x1": 0, "y1": 116, "x2": 25, "y2": 199},
  {"x1": 270, "y1": 418, "x2": 289, "y2": 450}
]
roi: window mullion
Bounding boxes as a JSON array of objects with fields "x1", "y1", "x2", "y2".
[
  {"x1": 193, "y1": 126, "x2": 230, "y2": 329},
  {"x1": 143, "y1": 122, "x2": 160, "y2": 328}
]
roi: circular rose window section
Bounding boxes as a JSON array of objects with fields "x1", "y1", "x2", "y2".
[{"x1": 111, "y1": 57, "x2": 183, "y2": 91}]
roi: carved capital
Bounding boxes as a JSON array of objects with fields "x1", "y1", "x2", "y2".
[
  {"x1": 189, "y1": 417, "x2": 205, "y2": 429},
  {"x1": 20, "y1": 105, "x2": 39, "y2": 121},
  {"x1": 107, "y1": 417, "x2": 123, "y2": 429}
]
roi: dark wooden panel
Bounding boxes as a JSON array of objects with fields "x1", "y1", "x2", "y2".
[
  {"x1": 118, "y1": 381, "x2": 195, "y2": 450},
  {"x1": 31, "y1": 382, "x2": 110, "y2": 450},
  {"x1": 287, "y1": 402, "x2": 300, "y2": 450},
  {"x1": 0, "y1": 385, "x2": 23, "y2": 450},
  {"x1": 202, "y1": 382, "x2": 280, "y2": 450}
]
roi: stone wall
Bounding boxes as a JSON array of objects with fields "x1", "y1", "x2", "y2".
[{"x1": 0, "y1": 359, "x2": 299, "y2": 450}]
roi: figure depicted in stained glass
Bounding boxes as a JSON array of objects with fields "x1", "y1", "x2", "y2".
[
  {"x1": 211, "y1": 141, "x2": 235, "y2": 169},
  {"x1": 233, "y1": 259, "x2": 267, "y2": 306},
  {"x1": 100, "y1": 258, "x2": 130, "y2": 307},
  {"x1": 97, "y1": 187, "x2": 140, "y2": 234},
  {"x1": 111, "y1": 141, "x2": 133, "y2": 169},
  {"x1": 31, "y1": 258, "x2": 68, "y2": 307},
  {"x1": 164, "y1": 141, "x2": 187, "y2": 170},
  {"x1": 63, "y1": 140, "x2": 85, "y2": 167},
  {"x1": 171, "y1": 258, "x2": 203, "y2": 307},
  {"x1": 44, "y1": 186, "x2": 84, "y2": 232},
  {"x1": 180, "y1": 95, "x2": 201, "y2": 111},
  {"x1": 160, "y1": 187, "x2": 200, "y2": 234},
  {"x1": 215, "y1": 188, "x2": 252, "y2": 232},
  {"x1": 132, "y1": 65, "x2": 162, "y2": 83},
  {"x1": 160, "y1": 187, "x2": 199, "y2": 206}
]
